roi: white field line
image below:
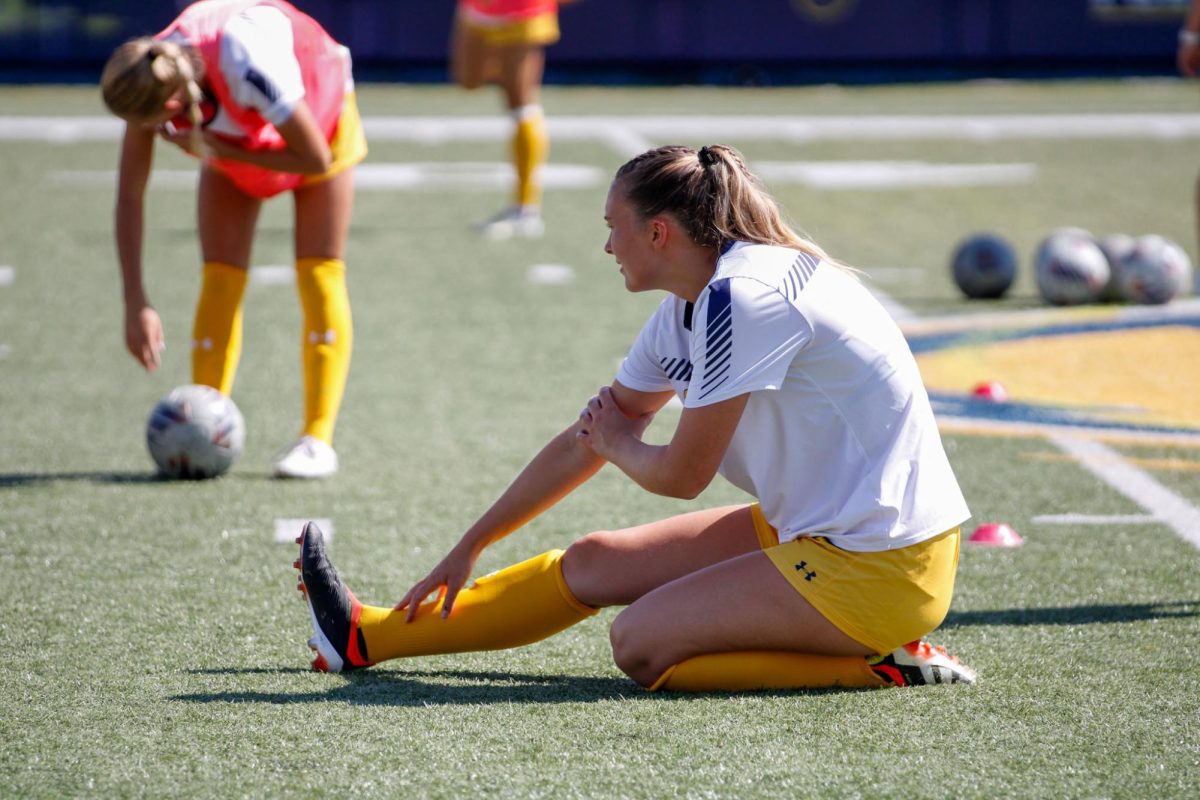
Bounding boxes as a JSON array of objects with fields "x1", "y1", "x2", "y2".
[
  {"x1": 274, "y1": 518, "x2": 332, "y2": 544},
  {"x1": 1032, "y1": 513, "x2": 1160, "y2": 525},
  {"x1": 864, "y1": 284, "x2": 919, "y2": 325},
  {"x1": 47, "y1": 160, "x2": 1034, "y2": 193},
  {"x1": 1047, "y1": 433, "x2": 1200, "y2": 550},
  {"x1": 8, "y1": 113, "x2": 1200, "y2": 149}
]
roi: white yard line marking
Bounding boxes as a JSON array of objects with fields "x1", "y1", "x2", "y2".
[
  {"x1": 0, "y1": 266, "x2": 15, "y2": 286},
  {"x1": 865, "y1": 284, "x2": 919, "y2": 325},
  {"x1": 527, "y1": 264, "x2": 575, "y2": 285},
  {"x1": 11, "y1": 113, "x2": 1200, "y2": 146},
  {"x1": 274, "y1": 518, "x2": 332, "y2": 544},
  {"x1": 754, "y1": 160, "x2": 1036, "y2": 189},
  {"x1": 1047, "y1": 433, "x2": 1200, "y2": 551},
  {"x1": 249, "y1": 265, "x2": 294, "y2": 286},
  {"x1": 1032, "y1": 513, "x2": 1160, "y2": 525}
]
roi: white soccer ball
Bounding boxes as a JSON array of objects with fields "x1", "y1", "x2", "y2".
[
  {"x1": 950, "y1": 232, "x2": 1018, "y2": 299},
  {"x1": 146, "y1": 384, "x2": 245, "y2": 479},
  {"x1": 1034, "y1": 229, "x2": 1110, "y2": 306},
  {"x1": 1114, "y1": 234, "x2": 1192, "y2": 305},
  {"x1": 1096, "y1": 233, "x2": 1137, "y2": 302}
]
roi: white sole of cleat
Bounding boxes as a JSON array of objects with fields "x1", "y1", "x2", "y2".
[{"x1": 303, "y1": 596, "x2": 344, "y2": 673}]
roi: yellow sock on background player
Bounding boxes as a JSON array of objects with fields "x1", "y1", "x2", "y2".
[
  {"x1": 191, "y1": 261, "x2": 247, "y2": 395},
  {"x1": 274, "y1": 257, "x2": 352, "y2": 479},
  {"x1": 512, "y1": 103, "x2": 547, "y2": 210},
  {"x1": 294, "y1": 257, "x2": 352, "y2": 444}
]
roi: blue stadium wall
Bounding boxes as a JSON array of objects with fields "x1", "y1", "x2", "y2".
[{"x1": 0, "y1": 0, "x2": 1186, "y2": 83}]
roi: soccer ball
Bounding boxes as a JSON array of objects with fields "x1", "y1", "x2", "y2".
[
  {"x1": 146, "y1": 384, "x2": 245, "y2": 479},
  {"x1": 1034, "y1": 229, "x2": 1110, "y2": 306},
  {"x1": 1113, "y1": 234, "x2": 1192, "y2": 305},
  {"x1": 950, "y1": 233, "x2": 1018, "y2": 299},
  {"x1": 1096, "y1": 233, "x2": 1137, "y2": 302}
]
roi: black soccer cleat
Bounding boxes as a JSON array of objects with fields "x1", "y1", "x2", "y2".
[{"x1": 294, "y1": 521, "x2": 373, "y2": 673}]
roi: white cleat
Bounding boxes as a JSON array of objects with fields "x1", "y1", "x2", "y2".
[
  {"x1": 273, "y1": 435, "x2": 339, "y2": 479},
  {"x1": 474, "y1": 206, "x2": 545, "y2": 241}
]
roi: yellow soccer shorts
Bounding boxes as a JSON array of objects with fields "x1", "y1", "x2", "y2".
[
  {"x1": 302, "y1": 91, "x2": 368, "y2": 187},
  {"x1": 458, "y1": 11, "x2": 561, "y2": 47},
  {"x1": 751, "y1": 505, "x2": 961, "y2": 655}
]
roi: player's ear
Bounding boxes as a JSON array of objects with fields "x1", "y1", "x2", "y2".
[{"x1": 650, "y1": 217, "x2": 667, "y2": 246}]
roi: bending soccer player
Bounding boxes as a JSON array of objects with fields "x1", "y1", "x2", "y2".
[
  {"x1": 297, "y1": 144, "x2": 977, "y2": 691},
  {"x1": 101, "y1": 0, "x2": 364, "y2": 478}
]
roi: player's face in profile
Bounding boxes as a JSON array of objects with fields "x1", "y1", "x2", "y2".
[{"x1": 603, "y1": 180, "x2": 656, "y2": 293}]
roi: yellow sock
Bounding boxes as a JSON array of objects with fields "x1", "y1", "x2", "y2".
[
  {"x1": 358, "y1": 550, "x2": 596, "y2": 662},
  {"x1": 191, "y1": 261, "x2": 247, "y2": 395},
  {"x1": 512, "y1": 105, "x2": 547, "y2": 208},
  {"x1": 649, "y1": 651, "x2": 888, "y2": 692},
  {"x1": 294, "y1": 257, "x2": 352, "y2": 444}
]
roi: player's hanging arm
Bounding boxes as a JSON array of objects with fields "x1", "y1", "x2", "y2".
[
  {"x1": 114, "y1": 123, "x2": 167, "y2": 371},
  {"x1": 577, "y1": 383, "x2": 748, "y2": 499},
  {"x1": 159, "y1": 99, "x2": 332, "y2": 175}
]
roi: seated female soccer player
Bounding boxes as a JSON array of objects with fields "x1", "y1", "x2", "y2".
[
  {"x1": 100, "y1": 0, "x2": 365, "y2": 478},
  {"x1": 296, "y1": 144, "x2": 976, "y2": 691}
]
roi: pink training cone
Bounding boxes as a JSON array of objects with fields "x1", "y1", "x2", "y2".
[
  {"x1": 968, "y1": 523, "x2": 1023, "y2": 547},
  {"x1": 971, "y1": 381, "x2": 1009, "y2": 403}
]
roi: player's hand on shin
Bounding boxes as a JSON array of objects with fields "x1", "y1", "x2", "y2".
[
  {"x1": 576, "y1": 386, "x2": 654, "y2": 460},
  {"x1": 395, "y1": 542, "x2": 480, "y2": 623},
  {"x1": 125, "y1": 305, "x2": 165, "y2": 371}
]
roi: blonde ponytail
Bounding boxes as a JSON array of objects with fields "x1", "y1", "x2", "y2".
[
  {"x1": 101, "y1": 37, "x2": 207, "y2": 155},
  {"x1": 614, "y1": 144, "x2": 850, "y2": 271}
]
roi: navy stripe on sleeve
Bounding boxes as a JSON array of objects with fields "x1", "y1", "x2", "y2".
[
  {"x1": 781, "y1": 251, "x2": 820, "y2": 301},
  {"x1": 698, "y1": 279, "x2": 733, "y2": 399},
  {"x1": 245, "y1": 67, "x2": 282, "y2": 105}
]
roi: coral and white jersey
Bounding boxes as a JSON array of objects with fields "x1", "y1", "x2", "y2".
[
  {"x1": 162, "y1": 4, "x2": 351, "y2": 138},
  {"x1": 616, "y1": 242, "x2": 970, "y2": 552},
  {"x1": 459, "y1": 0, "x2": 558, "y2": 24},
  {"x1": 158, "y1": 0, "x2": 352, "y2": 197}
]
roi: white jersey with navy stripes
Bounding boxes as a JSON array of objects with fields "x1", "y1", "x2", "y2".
[{"x1": 616, "y1": 241, "x2": 970, "y2": 552}]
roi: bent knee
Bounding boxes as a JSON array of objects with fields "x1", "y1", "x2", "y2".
[
  {"x1": 561, "y1": 530, "x2": 619, "y2": 607},
  {"x1": 609, "y1": 607, "x2": 674, "y2": 688}
]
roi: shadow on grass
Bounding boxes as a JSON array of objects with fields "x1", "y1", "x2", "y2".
[
  {"x1": 0, "y1": 470, "x2": 281, "y2": 487},
  {"x1": 943, "y1": 600, "x2": 1199, "y2": 628},
  {"x1": 171, "y1": 666, "x2": 870, "y2": 707},
  {"x1": 0, "y1": 471, "x2": 162, "y2": 487}
]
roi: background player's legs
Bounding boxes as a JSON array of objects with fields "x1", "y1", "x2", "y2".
[
  {"x1": 276, "y1": 168, "x2": 355, "y2": 477},
  {"x1": 497, "y1": 44, "x2": 548, "y2": 214},
  {"x1": 194, "y1": 166, "x2": 260, "y2": 394},
  {"x1": 450, "y1": 20, "x2": 497, "y2": 89}
]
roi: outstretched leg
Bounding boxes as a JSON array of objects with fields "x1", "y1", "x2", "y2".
[{"x1": 295, "y1": 522, "x2": 594, "y2": 672}]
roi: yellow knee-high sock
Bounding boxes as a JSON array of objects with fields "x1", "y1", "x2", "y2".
[
  {"x1": 512, "y1": 105, "x2": 547, "y2": 208},
  {"x1": 294, "y1": 257, "x2": 352, "y2": 444},
  {"x1": 649, "y1": 651, "x2": 888, "y2": 692},
  {"x1": 358, "y1": 550, "x2": 596, "y2": 663},
  {"x1": 191, "y1": 261, "x2": 248, "y2": 395}
]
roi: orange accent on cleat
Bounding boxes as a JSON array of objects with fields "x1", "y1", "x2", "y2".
[
  {"x1": 311, "y1": 654, "x2": 330, "y2": 672},
  {"x1": 293, "y1": 559, "x2": 301, "y2": 570},
  {"x1": 295, "y1": 535, "x2": 303, "y2": 544}
]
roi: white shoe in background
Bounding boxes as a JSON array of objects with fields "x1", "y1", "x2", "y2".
[
  {"x1": 474, "y1": 206, "x2": 545, "y2": 241},
  {"x1": 273, "y1": 435, "x2": 339, "y2": 479}
]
